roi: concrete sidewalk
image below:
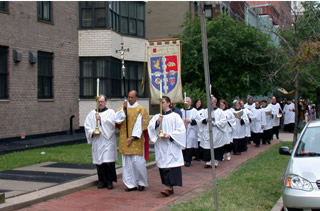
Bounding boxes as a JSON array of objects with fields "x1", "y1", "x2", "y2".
[{"x1": 7, "y1": 140, "x2": 281, "y2": 211}]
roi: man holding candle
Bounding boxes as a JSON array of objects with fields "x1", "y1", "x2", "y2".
[
  {"x1": 115, "y1": 90, "x2": 150, "y2": 192},
  {"x1": 84, "y1": 95, "x2": 117, "y2": 190},
  {"x1": 147, "y1": 96, "x2": 186, "y2": 196}
]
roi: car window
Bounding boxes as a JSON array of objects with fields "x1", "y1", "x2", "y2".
[{"x1": 295, "y1": 127, "x2": 320, "y2": 157}]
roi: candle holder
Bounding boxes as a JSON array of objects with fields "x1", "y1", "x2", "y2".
[
  {"x1": 158, "y1": 97, "x2": 165, "y2": 138},
  {"x1": 93, "y1": 95, "x2": 101, "y2": 135}
]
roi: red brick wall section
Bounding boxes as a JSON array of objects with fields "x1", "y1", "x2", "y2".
[{"x1": 0, "y1": 2, "x2": 79, "y2": 139}]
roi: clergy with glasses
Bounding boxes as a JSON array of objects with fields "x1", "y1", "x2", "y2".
[
  {"x1": 180, "y1": 97, "x2": 201, "y2": 167},
  {"x1": 84, "y1": 95, "x2": 117, "y2": 190},
  {"x1": 115, "y1": 90, "x2": 150, "y2": 192},
  {"x1": 148, "y1": 96, "x2": 186, "y2": 197}
]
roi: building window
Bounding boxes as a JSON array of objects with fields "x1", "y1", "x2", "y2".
[
  {"x1": 0, "y1": 1, "x2": 8, "y2": 12},
  {"x1": 0, "y1": 46, "x2": 8, "y2": 99},
  {"x1": 79, "y1": 1, "x2": 145, "y2": 37},
  {"x1": 80, "y1": 57, "x2": 145, "y2": 99},
  {"x1": 204, "y1": 5, "x2": 212, "y2": 18},
  {"x1": 37, "y1": 1, "x2": 52, "y2": 22},
  {"x1": 38, "y1": 51, "x2": 53, "y2": 99},
  {"x1": 79, "y1": 1, "x2": 106, "y2": 28}
]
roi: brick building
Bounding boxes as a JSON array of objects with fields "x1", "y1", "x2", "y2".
[
  {"x1": 78, "y1": 1, "x2": 149, "y2": 126},
  {"x1": 0, "y1": 1, "x2": 79, "y2": 139}
]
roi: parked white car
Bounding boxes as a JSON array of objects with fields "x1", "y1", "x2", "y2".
[{"x1": 280, "y1": 120, "x2": 320, "y2": 211}]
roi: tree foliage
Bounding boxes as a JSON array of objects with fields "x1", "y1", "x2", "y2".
[
  {"x1": 276, "y1": 1, "x2": 320, "y2": 102},
  {"x1": 177, "y1": 13, "x2": 277, "y2": 103}
]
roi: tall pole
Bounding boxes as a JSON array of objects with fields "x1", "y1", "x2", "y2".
[
  {"x1": 116, "y1": 43, "x2": 130, "y2": 138},
  {"x1": 200, "y1": 3, "x2": 219, "y2": 211}
]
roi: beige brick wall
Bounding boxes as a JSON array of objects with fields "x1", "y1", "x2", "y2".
[
  {"x1": 0, "y1": 2, "x2": 79, "y2": 139},
  {"x1": 79, "y1": 30, "x2": 148, "y2": 62},
  {"x1": 145, "y1": 2, "x2": 190, "y2": 40}
]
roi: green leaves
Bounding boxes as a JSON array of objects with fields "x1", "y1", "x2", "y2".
[{"x1": 176, "y1": 14, "x2": 275, "y2": 102}]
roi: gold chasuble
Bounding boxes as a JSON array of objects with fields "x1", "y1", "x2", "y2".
[{"x1": 117, "y1": 105, "x2": 150, "y2": 155}]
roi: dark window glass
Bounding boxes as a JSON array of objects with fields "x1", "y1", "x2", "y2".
[
  {"x1": 37, "y1": 1, "x2": 52, "y2": 22},
  {"x1": 80, "y1": 57, "x2": 145, "y2": 98},
  {"x1": 0, "y1": 46, "x2": 8, "y2": 99},
  {"x1": 0, "y1": 1, "x2": 8, "y2": 12},
  {"x1": 79, "y1": 1, "x2": 106, "y2": 28},
  {"x1": 79, "y1": 1, "x2": 145, "y2": 36},
  {"x1": 38, "y1": 51, "x2": 53, "y2": 99}
]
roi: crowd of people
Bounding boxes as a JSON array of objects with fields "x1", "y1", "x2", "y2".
[
  {"x1": 178, "y1": 95, "x2": 285, "y2": 169},
  {"x1": 83, "y1": 89, "x2": 316, "y2": 197}
]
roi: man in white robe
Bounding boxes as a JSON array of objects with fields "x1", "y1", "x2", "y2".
[
  {"x1": 250, "y1": 101, "x2": 266, "y2": 147},
  {"x1": 261, "y1": 99, "x2": 273, "y2": 144},
  {"x1": 148, "y1": 96, "x2": 186, "y2": 197},
  {"x1": 84, "y1": 95, "x2": 117, "y2": 189},
  {"x1": 115, "y1": 90, "x2": 150, "y2": 192},
  {"x1": 180, "y1": 97, "x2": 201, "y2": 167},
  {"x1": 270, "y1": 96, "x2": 282, "y2": 139},
  {"x1": 241, "y1": 99, "x2": 256, "y2": 149},
  {"x1": 283, "y1": 99, "x2": 295, "y2": 133},
  {"x1": 198, "y1": 97, "x2": 227, "y2": 168}
]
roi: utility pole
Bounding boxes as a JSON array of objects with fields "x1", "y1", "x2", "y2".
[{"x1": 199, "y1": 3, "x2": 219, "y2": 211}]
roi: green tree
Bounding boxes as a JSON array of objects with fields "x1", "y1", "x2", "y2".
[
  {"x1": 272, "y1": 1, "x2": 320, "y2": 142},
  {"x1": 177, "y1": 13, "x2": 277, "y2": 103}
]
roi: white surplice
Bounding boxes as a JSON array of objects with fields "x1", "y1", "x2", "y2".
[
  {"x1": 230, "y1": 108, "x2": 249, "y2": 139},
  {"x1": 115, "y1": 102, "x2": 147, "y2": 188},
  {"x1": 198, "y1": 108, "x2": 228, "y2": 149},
  {"x1": 84, "y1": 108, "x2": 117, "y2": 165},
  {"x1": 270, "y1": 103, "x2": 282, "y2": 127},
  {"x1": 243, "y1": 107, "x2": 255, "y2": 137},
  {"x1": 148, "y1": 111, "x2": 186, "y2": 168},
  {"x1": 283, "y1": 103, "x2": 295, "y2": 125},
  {"x1": 262, "y1": 105, "x2": 273, "y2": 130},
  {"x1": 180, "y1": 107, "x2": 202, "y2": 148},
  {"x1": 196, "y1": 108, "x2": 206, "y2": 143},
  {"x1": 250, "y1": 107, "x2": 266, "y2": 133},
  {"x1": 223, "y1": 109, "x2": 236, "y2": 144}
]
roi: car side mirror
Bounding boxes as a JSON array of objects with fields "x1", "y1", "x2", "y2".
[{"x1": 279, "y1": 146, "x2": 292, "y2": 155}]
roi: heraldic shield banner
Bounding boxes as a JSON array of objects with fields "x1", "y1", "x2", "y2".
[{"x1": 147, "y1": 39, "x2": 183, "y2": 104}]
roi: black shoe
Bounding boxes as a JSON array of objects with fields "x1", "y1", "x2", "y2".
[
  {"x1": 97, "y1": 182, "x2": 105, "y2": 189},
  {"x1": 107, "y1": 182, "x2": 113, "y2": 190},
  {"x1": 267, "y1": 140, "x2": 271, "y2": 144},
  {"x1": 204, "y1": 164, "x2": 211, "y2": 168},
  {"x1": 125, "y1": 187, "x2": 137, "y2": 192},
  {"x1": 184, "y1": 162, "x2": 191, "y2": 167},
  {"x1": 255, "y1": 144, "x2": 260, "y2": 147},
  {"x1": 138, "y1": 186, "x2": 145, "y2": 191}
]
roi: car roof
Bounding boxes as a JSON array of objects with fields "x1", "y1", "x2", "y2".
[{"x1": 307, "y1": 120, "x2": 320, "y2": 128}]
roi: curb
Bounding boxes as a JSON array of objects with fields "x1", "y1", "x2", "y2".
[
  {"x1": 271, "y1": 197, "x2": 283, "y2": 211},
  {"x1": 0, "y1": 161, "x2": 157, "y2": 211}
]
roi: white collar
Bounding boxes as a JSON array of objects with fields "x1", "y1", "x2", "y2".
[{"x1": 128, "y1": 101, "x2": 139, "y2": 108}]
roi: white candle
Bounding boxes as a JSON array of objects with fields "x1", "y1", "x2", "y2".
[
  {"x1": 160, "y1": 79, "x2": 162, "y2": 98},
  {"x1": 97, "y1": 78, "x2": 100, "y2": 96},
  {"x1": 184, "y1": 92, "x2": 186, "y2": 102}
]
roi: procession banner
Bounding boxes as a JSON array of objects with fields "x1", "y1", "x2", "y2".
[{"x1": 147, "y1": 38, "x2": 183, "y2": 104}]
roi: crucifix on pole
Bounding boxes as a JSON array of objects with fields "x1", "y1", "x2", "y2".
[{"x1": 116, "y1": 43, "x2": 130, "y2": 138}]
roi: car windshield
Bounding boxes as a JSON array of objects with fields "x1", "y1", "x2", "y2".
[{"x1": 295, "y1": 127, "x2": 320, "y2": 157}]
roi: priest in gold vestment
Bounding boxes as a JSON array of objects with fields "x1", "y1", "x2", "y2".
[{"x1": 115, "y1": 90, "x2": 150, "y2": 192}]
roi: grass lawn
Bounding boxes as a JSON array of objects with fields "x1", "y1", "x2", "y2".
[
  {"x1": 0, "y1": 143, "x2": 155, "y2": 171},
  {"x1": 172, "y1": 142, "x2": 292, "y2": 211}
]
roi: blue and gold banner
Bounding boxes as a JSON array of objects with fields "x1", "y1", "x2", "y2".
[{"x1": 147, "y1": 39, "x2": 183, "y2": 104}]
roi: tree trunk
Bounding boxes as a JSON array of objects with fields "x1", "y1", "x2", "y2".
[{"x1": 293, "y1": 69, "x2": 299, "y2": 145}]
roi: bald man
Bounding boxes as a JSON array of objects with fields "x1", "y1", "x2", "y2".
[{"x1": 115, "y1": 90, "x2": 150, "y2": 192}]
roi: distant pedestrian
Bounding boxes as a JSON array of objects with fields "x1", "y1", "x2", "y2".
[{"x1": 84, "y1": 95, "x2": 117, "y2": 190}]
